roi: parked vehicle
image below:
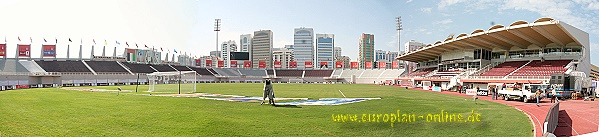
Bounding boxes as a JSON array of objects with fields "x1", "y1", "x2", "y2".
[{"x1": 498, "y1": 83, "x2": 547, "y2": 103}]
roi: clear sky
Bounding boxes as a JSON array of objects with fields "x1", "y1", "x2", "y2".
[{"x1": 1, "y1": 0, "x2": 599, "y2": 65}]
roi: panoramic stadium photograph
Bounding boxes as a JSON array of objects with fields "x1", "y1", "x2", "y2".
[{"x1": 1, "y1": 0, "x2": 599, "y2": 136}]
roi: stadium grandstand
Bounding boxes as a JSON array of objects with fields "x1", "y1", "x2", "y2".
[
  {"x1": 396, "y1": 17, "x2": 591, "y2": 90},
  {"x1": 0, "y1": 54, "x2": 403, "y2": 90}
]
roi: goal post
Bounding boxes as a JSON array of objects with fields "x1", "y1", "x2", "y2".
[{"x1": 147, "y1": 71, "x2": 197, "y2": 93}]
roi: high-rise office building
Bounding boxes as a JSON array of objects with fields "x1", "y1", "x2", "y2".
[
  {"x1": 404, "y1": 40, "x2": 425, "y2": 71},
  {"x1": 334, "y1": 47, "x2": 342, "y2": 58},
  {"x1": 315, "y1": 34, "x2": 334, "y2": 69},
  {"x1": 221, "y1": 40, "x2": 237, "y2": 68},
  {"x1": 404, "y1": 40, "x2": 425, "y2": 54},
  {"x1": 273, "y1": 47, "x2": 294, "y2": 69},
  {"x1": 386, "y1": 51, "x2": 399, "y2": 62},
  {"x1": 251, "y1": 30, "x2": 273, "y2": 68},
  {"x1": 210, "y1": 51, "x2": 221, "y2": 58},
  {"x1": 375, "y1": 49, "x2": 386, "y2": 62},
  {"x1": 335, "y1": 55, "x2": 351, "y2": 69},
  {"x1": 358, "y1": 33, "x2": 374, "y2": 69},
  {"x1": 293, "y1": 27, "x2": 314, "y2": 69},
  {"x1": 240, "y1": 34, "x2": 251, "y2": 52}
]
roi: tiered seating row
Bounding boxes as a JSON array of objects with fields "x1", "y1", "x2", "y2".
[
  {"x1": 86, "y1": 61, "x2": 128, "y2": 73},
  {"x1": 122, "y1": 62, "x2": 155, "y2": 73},
  {"x1": 480, "y1": 61, "x2": 528, "y2": 76},
  {"x1": 510, "y1": 60, "x2": 570, "y2": 77},
  {"x1": 304, "y1": 70, "x2": 333, "y2": 77},
  {"x1": 36, "y1": 61, "x2": 91, "y2": 72},
  {"x1": 405, "y1": 68, "x2": 435, "y2": 77},
  {"x1": 276, "y1": 70, "x2": 303, "y2": 77}
]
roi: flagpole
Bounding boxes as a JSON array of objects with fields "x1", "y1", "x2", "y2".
[
  {"x1": 40, "y1": 37, "x2": 44, "y2": 60},
  {"x1": 102, "y1": 40, "x2": 106, "y2": 57},
  {"x1": 90, "y1": 39, "x2": 95, "y2": 59},
  {"x1": 113, "y1": 41, "x2": 117, "y2": 58},
  {"x1": 79, "y1": 38, "x2": 83, "y2": 60},
  {"x1": 67, "y1": 38, "x2": 70, "y2": 59}
]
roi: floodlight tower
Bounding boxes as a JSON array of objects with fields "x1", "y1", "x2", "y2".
[
  {"x1": 214, "y1": 19, "x2": 221, "y2": 57},
  {"x1": 396, "y1": 16, "x2": 402, "y2": 54}
]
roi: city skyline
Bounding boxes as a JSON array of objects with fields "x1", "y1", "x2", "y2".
[{"x1": 1, "y1": 0, "x2": 598, "y2": 65}]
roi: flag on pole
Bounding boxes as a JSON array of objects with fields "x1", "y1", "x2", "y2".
[
  {"x1": 55, "y1": 37, "x2": 57, "y2": 44},
  {"x1": 104, "y1": 39, "x2": 107, "y2": 45},
  {"x1": 160, "y1": 47, "x2": 163, "y2": 51},
  {"x1": 18, "y1": 36, "x2": 21, "y2": 41},
  {"x1": 68, "y1": 38, "x2": 72, "y2": 42},
  {"x1": 174, "y1": 49, "x2": 178, "y2": 53},
  {"x1": 93, "y1": 39, "x2": 96, "y2": 45},
  {"x1": 43, "y1": 38, "x2": 47, "y2": 43},
  {"x1": 144, "y1": 44, "x2": 148, "y2": 48},
  {"x1": 135, "y1": 43, "x2": 138, "y2": 48},
  {"x1": 116, "y1": 40, "x2": 120, "y2": 45},
  {"x1": 126, "y1": 42, "x2": 129, "y2": 47}
]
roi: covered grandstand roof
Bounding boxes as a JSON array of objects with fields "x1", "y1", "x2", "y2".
[{"x1": 397, "y1": 17, "x2": 589, "y2": 62}]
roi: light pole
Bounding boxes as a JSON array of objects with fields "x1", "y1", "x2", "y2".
[
  {"x1": 214, "y1": 19, "x2": 221, "y2": 58},
  {"x1": 396, "y1": 16, "x2": 403, "y2": 71}
]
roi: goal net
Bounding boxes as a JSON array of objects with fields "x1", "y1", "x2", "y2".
[{"x1": 147, "y1": 71, "x2": 197, "y2": 93}]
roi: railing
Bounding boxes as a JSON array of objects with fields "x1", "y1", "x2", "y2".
[{"x1": 543, "y1": 100, "x2": 560, "y2": 136}]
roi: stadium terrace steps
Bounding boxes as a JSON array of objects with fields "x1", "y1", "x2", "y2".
[
  {"x1": 238, "y1": 69, "x2": 267, "y2": 77},
  {"x1": 151, "y1": 64, "x2": 176, "y2": 72},
  {"x1": 213, "y1": 68, "x2": 241, "y2": 76},
  {"x1": 480, "y1": 61, "x2": 528, "y2": 76},
  {"x1": 275, "y1": 70, "x2": 304, "y2": 77},
  {"x1": 207, "y1": 68, "x2": 219, "y2": 75},
  {"x1": 172, "y1": 65, "x2": 192, "y2": 71},
  {"x1": 122, "y1": 62, "x2": 156, "y2": 73},
  {"x1": 339, "y1": 69, "x2": 364, "y2": 78},
  {"x1": 35, "y1": 60, "x2": 92, "y2": 72},
  {"x1": 304, "y1": 70, "x2": 333, "y2": 77},
  {"x1": 19, "y1": 60, "x2": 45, "y2": 73},
  {"x1": 509, "y1": 60, "x2": 571, "y2": 77},
  {"x1": 189, "y1": 67, "x2": 214, "y2": 76},
  {"x1": 85, "y1": 61, "x2": 129, "y2": 73},
  {"x1": 404, "y1": 68, "x2": 436, "y2": 77},
  {"x1": 116, "y1": 61, "x2": 134, "y2": 75}
]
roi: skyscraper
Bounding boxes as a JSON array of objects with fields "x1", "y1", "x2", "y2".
[
  {"x1": 315, "y1": 34, "x2": 334, "y2": 69},
  {"x1": 358, "y1": 33, "x2": 374, "y2": 69},
  {"x1": 334, "y1": 47, "x2": 342, "y2": 58},
  {"x1": 273, "y1": 47, "x2": 293, "y2": 69},
  {"x1": 404, "y1": 40, "x2": 425, "y2": 71},
  {"x1": 240, "y1": 34, "x2": 251, "y2": 52},
  {"x1": 221, "y1": 40, "x2": 237, "y2": 68},
  {"x1": 293, "y1": 27, "x2": 314, "y2": 69},
  {"x1": 375, "y1": 49, "x2": 386, "y2": 62},
  {"x1": 251, "y1": 30, "x2": 273, "y2": 68}
]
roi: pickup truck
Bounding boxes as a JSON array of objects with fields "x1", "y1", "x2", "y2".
[{"x1": 498, "y1": 84, "x2": 547, "y2": 103}]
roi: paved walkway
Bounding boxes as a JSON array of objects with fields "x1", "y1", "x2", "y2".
[{"x1": 407, "y1": 87, "x2": 599, "y2": 137}]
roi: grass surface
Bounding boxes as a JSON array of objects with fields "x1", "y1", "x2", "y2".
[{"x1": 0, "y1": 83, "x2": 532, "y2": 136}]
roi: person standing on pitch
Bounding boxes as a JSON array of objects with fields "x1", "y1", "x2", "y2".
[{"x1": 261, "y1": 79, "x2": 276, "y2": 106}]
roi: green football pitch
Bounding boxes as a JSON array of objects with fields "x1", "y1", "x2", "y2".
[{"x1": 0, "y1": 83, "x2": 532, "y2": 136}]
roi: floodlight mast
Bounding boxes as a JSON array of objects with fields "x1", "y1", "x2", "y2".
[{"x1": 214, "y1": 19, "x2": 221, "y2": 58}]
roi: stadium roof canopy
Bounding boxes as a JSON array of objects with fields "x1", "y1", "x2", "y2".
[{"x1": 397, "y1": 17, "x2": 589, "y2": 62}]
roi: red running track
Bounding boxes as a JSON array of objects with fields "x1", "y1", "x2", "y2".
[{"x1": 407, "y1": 87, "x2": 599, "y2": 137}]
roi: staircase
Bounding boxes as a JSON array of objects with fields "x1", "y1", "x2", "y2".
[
  {"x1": 116, "y1": 61, "x2": 135, "y2": 75},
  {"x1": 81, "y1": 60, "x2": 97, "y2": 75}
]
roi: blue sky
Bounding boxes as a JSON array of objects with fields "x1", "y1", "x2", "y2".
[{"x1": 1, "y1": 0, "x2": 598, "y2": 65}]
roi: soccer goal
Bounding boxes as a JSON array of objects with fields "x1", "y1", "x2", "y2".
[{"x1": 147, "y1": 71, "x2": 197, "y2": 93}]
